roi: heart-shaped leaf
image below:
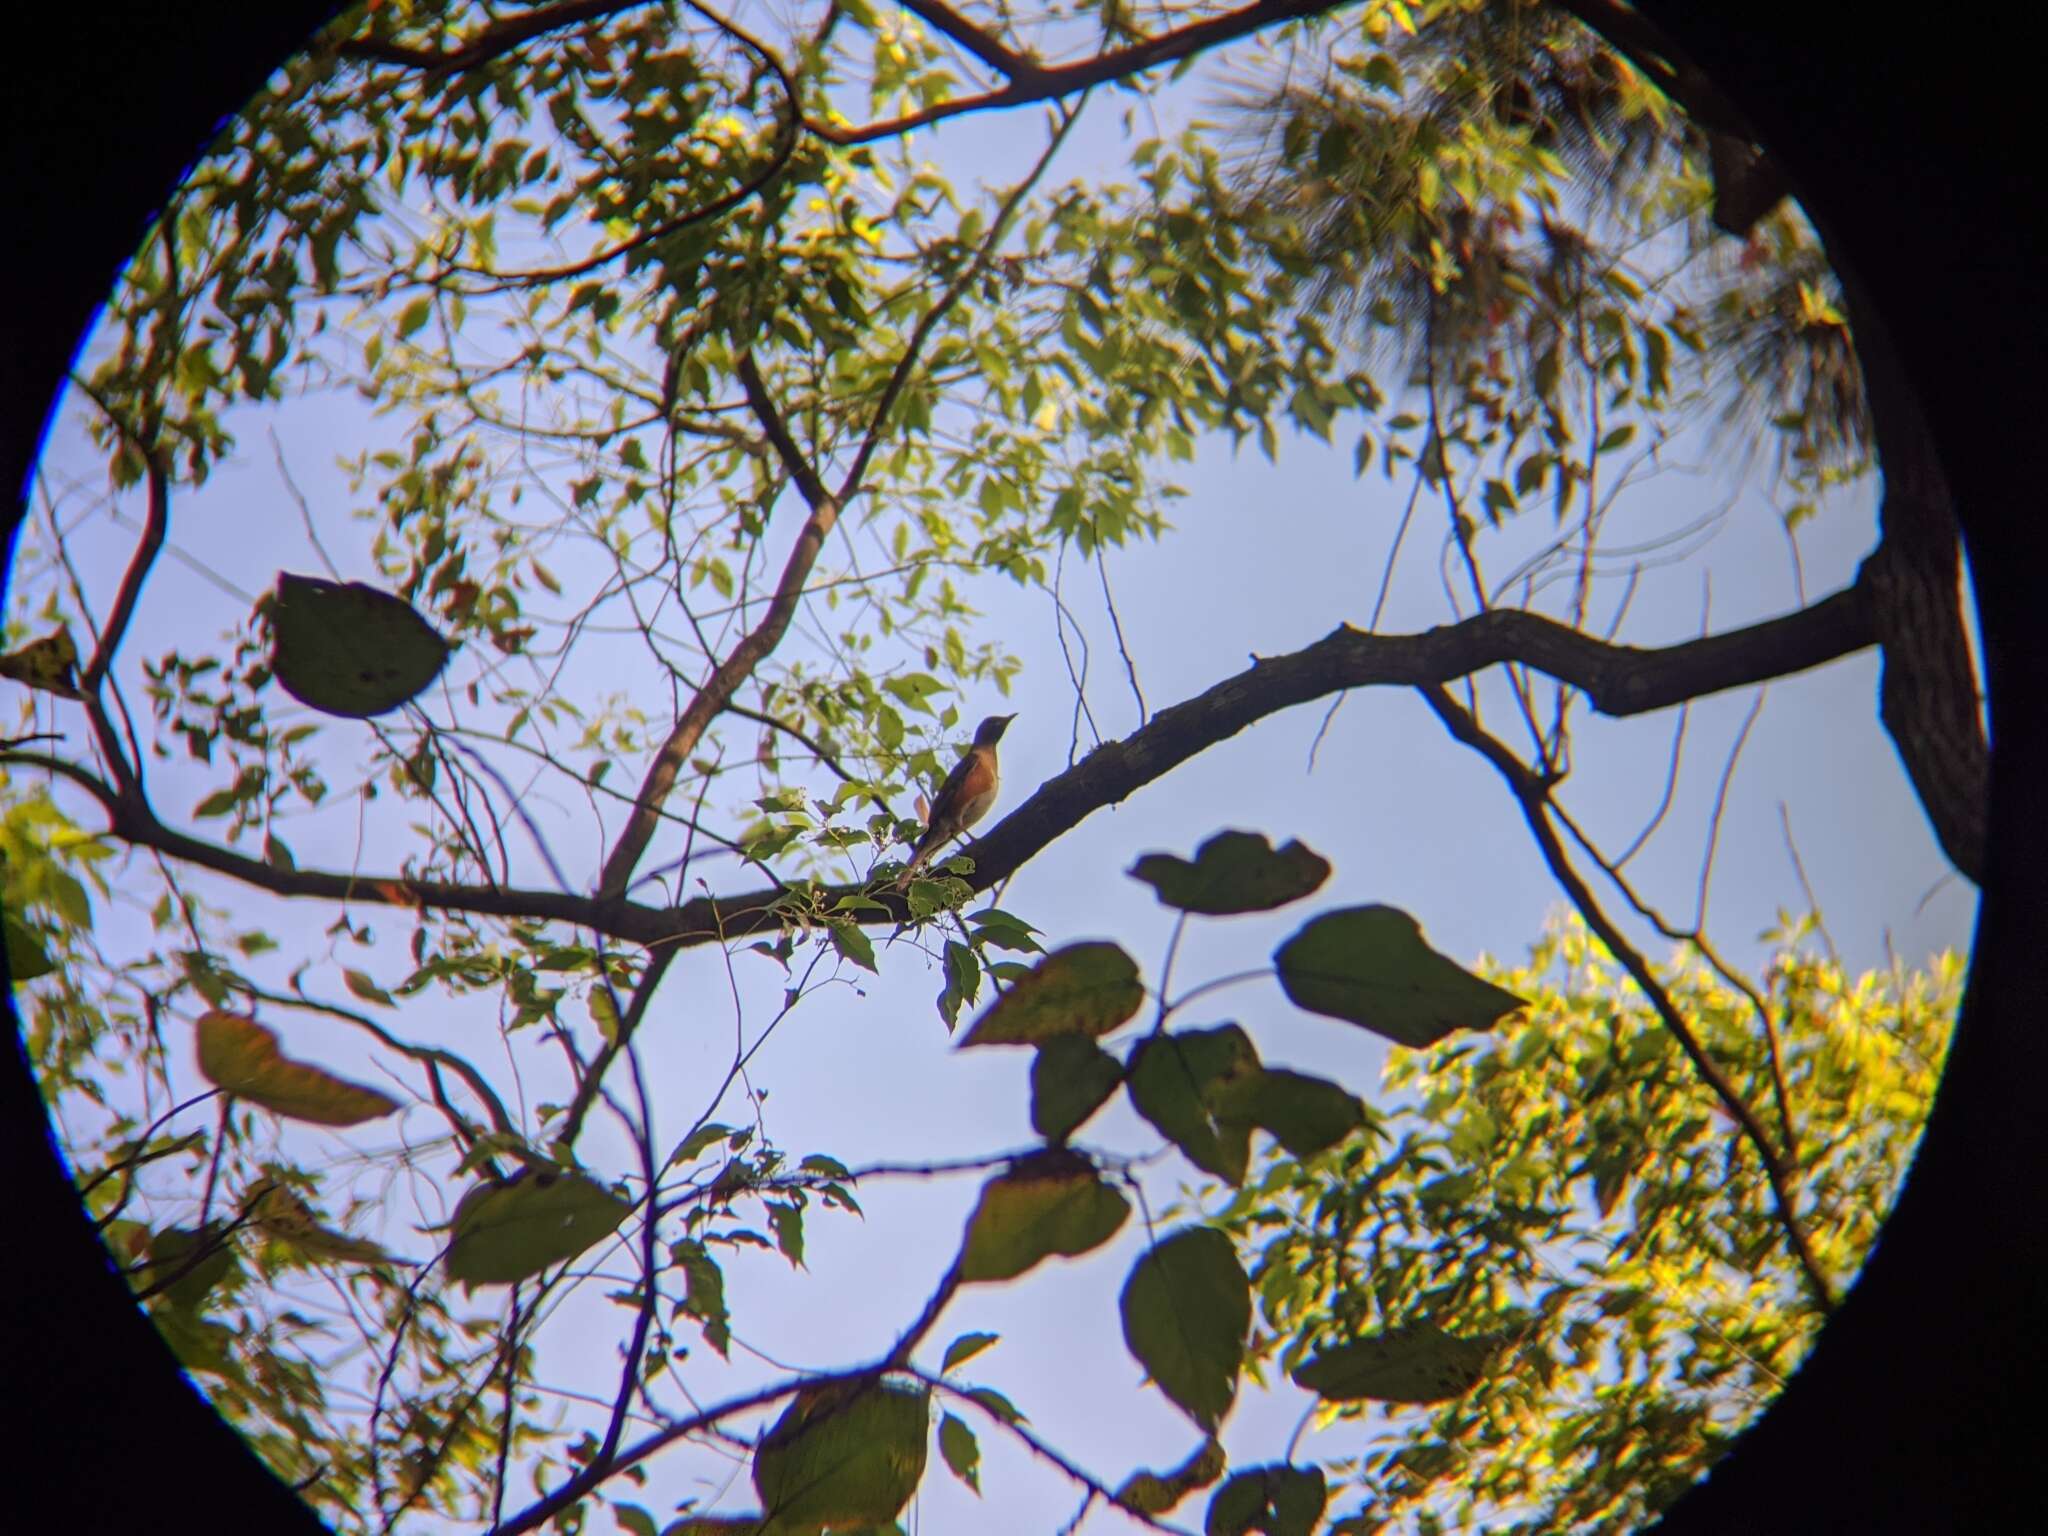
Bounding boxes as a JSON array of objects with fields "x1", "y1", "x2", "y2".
[
  {"x1": 957, "y1": 1149, "x2": 1129, "y2": 1283},
  {"x1": 753, "y1": 1379, "x2": 928, "y2": 1530},
  {"x1": 1204, "y1": 1463, "x2": 1328, "y2": 1536},
  {"x1": 1125, "y1": 1025, "x2": 1261, "y2": 1184},
  {"x1": 1130, "y1": 831, "x2": 1331, "y2": 914},
  {"x1": 958, "y1": 942, "x2": 1144, "y2": 1047},
  {"x1": 268, "y1": 572, "x2": 452, "y2": 718},
  {"x1": 1274, "y1": 905, "x2": 1529, "y2": 1048},
  {"x1": 1120, "y1": 1227, "x2": 1250, "y2": 1431},
  {"x1": 195, "y1": 1011, "x2": 401, "y2": 1126}
]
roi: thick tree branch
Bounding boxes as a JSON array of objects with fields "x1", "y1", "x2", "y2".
[
  {"x1": 813, "y1": 0, "x2": 1341, "y2": 146},
  {"x1": 896, "y1": 0, "x2": 1043, "y2": 81},
  {"x1": 22, "y1": 570, "x2": 1878, "y2": 949}
]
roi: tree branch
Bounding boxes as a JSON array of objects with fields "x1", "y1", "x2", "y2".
[
  {"x1": 811, "y1": 0, "x2": 1341, "y2": 146},
  {"x1": 337, "y1": 0, "x2": 655, "y2": 73},
  {"x1": 896, "y1": 0, "x2": 1043, "y2": 81},
  {"x1": 26, "y1": 571, "x2": 1879, "y2": 951},
  {"x1": 593, "y1": 352, "x2": 842, "y2": 900},
  {"x1": 1418, "y1": 683, "x2": 1836, "y2": 1314},
  {"x1": 1561, "y1": 0, "x2": 1986, "y2": 874}
]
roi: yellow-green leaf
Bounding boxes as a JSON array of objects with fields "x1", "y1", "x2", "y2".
[
  {"x1": 753, "y1": 1379, "x2": 928, "y2": 1530},
  {"x1": 443, "y1": 1169, "x2": 631, "y2": 1291},
  {"x1": 1116, "y1": 1438, "x2": 1225, "y2": 1516},
  {"x1": 958, "y1": 942, "x2": 1144, "y2": 1047},
  {"x1": 194, "y1": 1011, "x2": 401, "y2": 1126},
  {"x1": 957, "y1": 1149, "x2": 1130, "y2": 1283}
]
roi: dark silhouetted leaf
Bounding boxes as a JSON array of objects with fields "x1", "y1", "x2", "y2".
[
  {"x1": 941, "y1": 1331, "x2": 999, "y2": 1373},
  {"x1": 1274, "y1": 905, "x2": 1529, "y2": 1047},
  {"x1": 958, "y1": 1149, "x2": 1129, "y2": 1282},
  {"x1": 1130, "y1": 831, "x2": 1331, "y2": 914},
  {"x1": 753, "y1": 1379, "x2": 928, "y2": 1530},
  {"x1": 671, "y1": 1238, "x2": 731, "y2": 1357},
  {"x1": 1030, "y1": 1035, "x2": 1125, "y2": 1142},
  {"x1": 1213, "y1": 1068, "x2": 1366, "y2": 1159},
  {"x1": 268, "y1": 572, "x2": 452, "y2": 719},
  {"x1": 4, "y1": 912, "x2": 55, "y2": 982},
  {"x1": 1116, "y1": 1438, "x2": 1225, "y2": 1516},
  {"x1": 938, "y1": 1412, "x2": 981, "y2": 1494},
  {"x1": 1205, "y1": 1463, "x2": 1328, "y2": 1536},
  {"x1": 1120, "y1": 1227, "x2": 1250, "y2": 1431},
  {"x1": 195, "y1": 1011, "x2": 401, "y2": 1126},
  {"x1": 443, "y1": 1168, "x2": 631, "y2": 1292},
  {"x1": 1125, "y1": 1025, "x2": 1261, "y2": 1184},
  {"x1": 1290, "y1": 1322, "x2": 1510, "y2": 1404},
  {"x1": 958, "y1": 942, "x2": 1144, "y2": 1047},
  {"x1": 146, "y1": 1223, "x2": 239, "y2": 1312}
]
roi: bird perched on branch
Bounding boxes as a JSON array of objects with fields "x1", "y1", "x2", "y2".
[{"x1": 895, "y1": 713, "x2": 1016, "y2": 892}]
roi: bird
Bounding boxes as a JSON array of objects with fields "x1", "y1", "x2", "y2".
[{"x1": 894, "y1": 713, "x2": 1016, "y2": 892}]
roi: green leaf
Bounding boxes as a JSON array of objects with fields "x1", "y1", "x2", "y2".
[
  {"x1": 1274, "y1": 905, "x2": 1529, "y2": 1048},
  {"x1": 1125, "y1": 1025, "x2": 1261, "y2": 1185},
  {"x1": 1120, "y1": 1227, "x2": 1250, "y2": 1431},
  {"x1": 613, "y1": 1503, "x2": 660, "y2": 1536},
  {"x1": 146, "y1": 1223, "x2": 239, "y2": 1312},
  {"x1": 268, "y1": 573, "x2": 452, "y2": 719},
  {"x1": 443, "y1": 1169, "x2": 631, "y2": 1292},
  {"x1": 767, "y1": 1201, "x2": 806, "y2": 1268},
  {"x1": 1289, "y1": 1322, "x2": 1510, "y2": 1404},
  {"x1": 194, "y1": 1011, "x2": 401, "y2": 1125},
  {"x1": 753, "y1": 1380, "x2": 929, "y2": 1530},
  {"x1": 1205, "y1": 1464, "x2": 1328, "y2": 1536},
  {"x1": 670, "y1": 1238, "x2": 731, "y2": 1356},
  {"x1": 1029, "y1": 1036, "x2": 1125, "y2": 1142},
  {"x1": 938, "y1": 1412, "x2": 981, "y2": 1494},
  {"x1": 957, "y1": 1148, "x2": 1130, "y2": 1283},
  {"x1": 941, "y1": 1331, "x2": 999, "y2": 1373},
  {"x1": 4, "y1": 912, "x2": 55, "y2": 982},
  {"x1": 396, "y1": 296, "x2": 433, "y2": 338},
  {"x1": 1597, "y1": 423, "x2": 1637, "y2": 454},
  {"x1": 1117, "y1": 1439, "x2": 1226, "y2": 1516},
  {"x1": 1129, "y1": 831, "x2": 1332, "y2": 915},
  {"x1": 250, "y1": 1183, "x2": 392, "y2": 1263},
  {"x1": 828, "y1": 919, "x2": 878, "y2": 973},
  {"x1": 1213, "y1": 1068, "x2": 1366, "y2": 1159},
  {"x1": 962, "y1": 1386, "x2": 1025, "y2": 1426},
  {"x1": 667, "y1": 1123, "x2": 735, "y2": 1168},
  {"x1": 957, "y1": 942, "x2": 1144, "y2": 1047},
  {"x1": 342, "y1": 967, "x2": 394, "y2": 1007}
]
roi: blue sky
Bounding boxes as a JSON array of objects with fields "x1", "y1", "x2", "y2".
[{"x1": 11, "y1": 22, "x2": 1978, "y2": 1534}]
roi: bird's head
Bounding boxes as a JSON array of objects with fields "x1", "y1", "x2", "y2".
[{"x1": 974, "y1": 713, "x2": 1018, "y2": 745}]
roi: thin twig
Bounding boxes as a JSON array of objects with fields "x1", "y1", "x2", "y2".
[{"x1": 1420, "y1": 683, "x2": 1834, "y2": 1313}]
